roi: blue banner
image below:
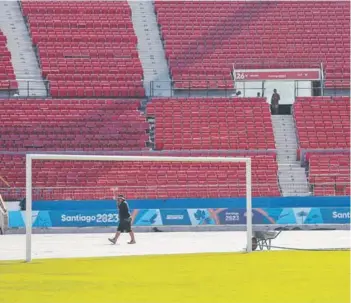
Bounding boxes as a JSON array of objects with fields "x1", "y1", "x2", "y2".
[
  {"x1": 8, "y1": 207, "x2": 350, "y2": 228},
  {"x1": 319, "y1": 208, "x2": 350, "y2": 224},
  {"x1": 31, "y1": 196, "x2": 351, "y2": 211}
]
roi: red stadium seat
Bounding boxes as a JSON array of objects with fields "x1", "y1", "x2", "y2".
[
  {"x1": 307, "y1": 153, "x2": 350, "y2": 196},
  {"x1": 0, "y1": 153, "x2": 281, "y2": 201},
  {"x1": 0, "y1": 99, "x2": 148, "y2": 152},
  {"x1": 21, "y1": 0, "x2": 145, "y2": 97},
  {"x1": 0, "y1": 31, "x2": 17, "y2": 91},
  {"x1": 147, "y1": 98, "x2": 275, "y2": 151},
  {"x1": 294, "y1": 97, "x2": 350, "y2": 150},
  {"x1": 154, "y1": 1, "x2": 350, "y2": 90}
]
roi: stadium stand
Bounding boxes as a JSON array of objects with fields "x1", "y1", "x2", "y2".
[
  {"x1": 0, "y1": 96, "x2": 282, "y2": 201},
  {"x1": 307, "y1": 153, "x2": 350, "y2": 196},
  {"x1": 0, "y1": 153, "x2": 280, "y2": 201},
  {"x1": 0, "y1": 99, "x2": 149, "y2": 151},
  {"x1": 147, "y1": 98, "x2": 275, "y2": 150},
  {"x1": 294, "y1": 97, "x2": 350, "y2": 149},
  {"x1": 0, "y1": 1, "x2": 348, "y2": 203},
  {"x1": 155, "y1": 0, "x2": 350, "y2": 89},
  {"x1": 0, "y1": 31, "x2": 17, "y2": 91},
  {"x1": 21, "y1": 1, "x2": 145, "y2": 97}
]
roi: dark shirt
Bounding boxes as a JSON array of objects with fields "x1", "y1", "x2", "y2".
[
  {"x1": 118, "y1": 201, "x2": 131, "y2": 220},
  {"x1": 271, "y1": 93, "x2": 280, "y2": 105}
]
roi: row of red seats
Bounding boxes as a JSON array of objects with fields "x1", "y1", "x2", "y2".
[
  {"x1": 2, "y1": 187, "x2": 282, "y2": 201},
  {"x1": 39, "y1": 50, "x2": 140, "y2": 58},
  {"x1": 50, "y1": 87, "x2": 145, "y2": 98},
  {"x1": 49, "y1": 81, "x2": 144, "y2": 88},
  {"x1": 0, "y1": 154, "x2": 280, "y2": 200},
  {"x1": 47, "y1": 74, "x2": 141, "y2": 82},
  {"x1": 0, "y1": 98, "x2": 142, "y2": 106},
  {"x1": 32, "y1": 34, "x2": 138, "y2": 44}
]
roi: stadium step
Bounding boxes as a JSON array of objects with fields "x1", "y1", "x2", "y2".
[
  {"x1": 272, "y1": 115, "x2": 310, "y2": 196},
  {"x1": 128, "y1": 0, "x2": 172, "y2": 97},
  {"x1": 147, "y1": 117, "x2": 155, "y2": 149},
  {"x1": 0, "y1": 1, "x2": 47, "y2": 97}
]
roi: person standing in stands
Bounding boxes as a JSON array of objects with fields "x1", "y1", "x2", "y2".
[
  {"x1": 108, "y1": 193, "x2": 136, "y2": 245},
  {"x1": 271, "y1": 89, "x2": 280, "y2": 115}
]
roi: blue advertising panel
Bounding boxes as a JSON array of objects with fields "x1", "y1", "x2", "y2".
[
  {"x1": 32, "y1": 196, "x2": 350, "y2": 211},
  {"x1": 8, "y1": 207, "x2": 350, "y2": 228}
]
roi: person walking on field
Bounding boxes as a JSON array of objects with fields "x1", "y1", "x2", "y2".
[
  {"x1": 271, "y1": 89, "x2": 280, "y2": 115},
  {"x1": 108, "y1": 193, "x2": 136, "y2": 245}
]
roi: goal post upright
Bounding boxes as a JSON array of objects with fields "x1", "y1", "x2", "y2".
[
  {"x1": 25, "y1": 154, "x2": 252, "y2": 262},
  {"x1": 26, "y1": 154, "x2": 33, "y2": 262}
]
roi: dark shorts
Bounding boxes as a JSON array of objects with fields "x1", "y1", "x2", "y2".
[{"x1": 117, "y1": 218, "x2": 132, "y2": 233}]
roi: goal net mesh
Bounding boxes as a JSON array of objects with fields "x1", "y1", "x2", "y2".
[
  {"x1": 23, "y1": 156, "x2": 350, "y2": 261},
  {"x1": 29, "y1": 159, "x2": 256, "y2": 201}
]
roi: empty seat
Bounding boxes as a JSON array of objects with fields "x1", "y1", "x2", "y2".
[
  {"x1": 0, "y1": 153, "x2": 280, "y2": 200},
  {"x1": 0, "y1": 99, "x2": 148, "y2": 152},
  {"x1": 147, "y1": 97, "x2": 275, "y2": 151},
  {"x1": 294, "y1": 97, "x2": 350, "y2": 149},
  {"x1": 155, "y1": 1, "x2": 350, "y2": 90},
  {"x1": 307, "y1": 153, "x2": 350, "y2": 196},
  {"x1": 21, "y1": 0, "x2": 145, "y2": 98},
  {"x1": 0, "y1": 31, "x2": 17, "y2": 91}
]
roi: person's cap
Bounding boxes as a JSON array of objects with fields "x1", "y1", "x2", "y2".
[{"x1": 117, "y1": 194, "x2": 126, "y2": 200}]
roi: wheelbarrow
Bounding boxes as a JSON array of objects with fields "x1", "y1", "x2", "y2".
[{"x1": 252, "y1": 230, "x2": 283, "y2": 251}]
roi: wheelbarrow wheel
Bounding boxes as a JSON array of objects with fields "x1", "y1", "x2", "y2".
[{"x1": 252, "y1": 237, "x2": 258, "y2": 251}]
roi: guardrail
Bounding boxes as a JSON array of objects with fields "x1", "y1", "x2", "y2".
[
  {"x1": 0, "y1": 79, "x2": 50, "y2": 98},
  {"x1": 1, "y1": 181, "x2": 350, "y2": 202},
  {"x1": 150, "y1": 79, "x2": 350, "y2": 98},
  {"x1": 0, "y1": 79, "x2": 349, "y2": 98}
]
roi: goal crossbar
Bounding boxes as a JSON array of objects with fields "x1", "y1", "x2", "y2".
[{"x1": 25, "y1": 154, "x2": 252, "y2": 262}]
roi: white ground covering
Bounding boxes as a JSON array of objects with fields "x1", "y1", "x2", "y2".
[{"x1": 0, "y1": 231, "x2": 349, "y2": 261}]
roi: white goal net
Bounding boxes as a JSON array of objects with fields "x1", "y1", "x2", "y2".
[{"x1": 25, "y1": 154, "x2": 253, "y2": 262}]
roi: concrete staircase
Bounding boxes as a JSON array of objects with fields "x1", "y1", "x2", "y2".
[
  {"x1": 128, "y1": 0, "x2": 172, "y2": 97},
  {"x1": 0, "y1": 1, "x2": 47, "y2": 97},
  {"x1": 271, "y1": 115, "x2": 311, "y2": 196}
]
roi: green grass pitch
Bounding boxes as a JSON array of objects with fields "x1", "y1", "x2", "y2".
[{"x1": 0, "y1": 251, "x2": 349, "y2": 303}]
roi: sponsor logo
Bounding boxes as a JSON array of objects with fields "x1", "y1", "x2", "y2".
[
  {"x1": 61, "y1": 213, "x2": 118, "y2": 224},
  {"x1": 61, "y1": 214, "x2": 96, "y2": 223},
  {"x1": 332, "y1": 211, "x2": 350, "y2": 219},
  {"x1": 166, "y1": 215, "x2": 184, "y2": 220}
]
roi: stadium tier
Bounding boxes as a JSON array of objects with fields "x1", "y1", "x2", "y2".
[
  {"x1": 307, "y1": 153, "x2": 350, "y2": 196},
  {"x1": 0, "y1": 153, "x2": 280, "y2": 201},
  {"x1": 155, "y1": 0, "x2": 350, "y2": 89},
  {"x1": 21, "y1": 1, "x2": 145, "y2": 97},
  {"x1": 147, "y1": 98, "x2": 275, "y2": 150},
  {"x1": 294, "y1": 97, "x2": 350, "y2": 149},
  {"x1": 0, "y1": 31, "x2": 17, "y2": 91},
  {"x1": 0, "y1": 99, "x2": 148, "y2": 151}
]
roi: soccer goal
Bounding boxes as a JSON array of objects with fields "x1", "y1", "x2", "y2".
[
  {"x1": 25, "y1": 154, "x2": 253, "y2": 262},
  {"x1": 0, "y1": 194, "x2": 8, "y2": 235}
]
